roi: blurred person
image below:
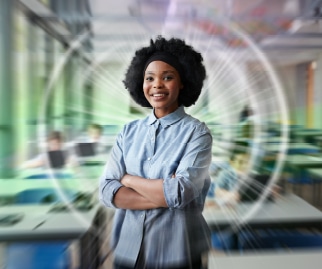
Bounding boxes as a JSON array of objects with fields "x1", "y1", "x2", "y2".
[
  {"x1": 239, "y1": 105, "x2": 252, "y2": 123},
  {"x1": 215, "y1": 148, "x2": 250, "y2": 205},
  {"x1": 205, "y1": 159, "x2": 229, "y2": 208},
  {"x1": 86, "y1": 123, "x2": 107, "y2": 154},
  {"x1": 238, "y1": 105, "x2": 257, "y2": 139},
  {"x1": 75, "y1": 123, "x2": 108, "y2": 155},
  {"x1": 99, "y1": 36, "x2": 212, "y2": 269},
  {"x1": 215, "y1": 147, "x2": 281, "y2": 206},
  {"x1": 87, "y1": 123, "x2": 104, "y2": 143},
  {"x1": 21, "y1": 131, "x2": 72, "y2": 169}
]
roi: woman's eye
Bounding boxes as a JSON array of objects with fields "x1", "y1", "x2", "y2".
[
  {"x1": 164, "y1": 76, "x2": 173, "y2": 81},
  {"x1": 145, "y1": 76, "x2": 153, "y2": 81}
]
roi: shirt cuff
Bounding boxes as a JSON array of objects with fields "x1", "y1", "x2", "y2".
[{"x1": 100, "y1": 180, "x2": 123, "y2": 209}]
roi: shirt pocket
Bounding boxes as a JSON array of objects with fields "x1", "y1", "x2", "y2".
[{"x1": 124, "y1": 157, "x2": 144, "y2": 176}]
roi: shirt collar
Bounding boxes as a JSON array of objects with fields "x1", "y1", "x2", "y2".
[{"x1": 147, "y1": 106, "x2": 186, "y2": 127}]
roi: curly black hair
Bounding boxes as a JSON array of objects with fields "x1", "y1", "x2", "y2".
[{"x1": 123, "y1": 36, "x2": 206, "y2": 107}]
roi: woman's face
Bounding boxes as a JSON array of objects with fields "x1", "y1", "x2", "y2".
[{"x1": 143, "y1": 60, "x2": 183, "y2": 118}]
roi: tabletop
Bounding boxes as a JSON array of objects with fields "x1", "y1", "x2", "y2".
[
  {"x1": 307, "y1": 168, "x2": 322, "y2": 179},
  {"x1": 284, "y1": 155, "x2": 322, "y2": 168},
  {"x1": 203, "y1": 194, "x2": 322, "y2": 231},
  {"x1": 0, "y1": 204, "x2": 107, "y2": 241},
  {"x1": 208, "y1": 250, "x2": 322, "y2": 269}
]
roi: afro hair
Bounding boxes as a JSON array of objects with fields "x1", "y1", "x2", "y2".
[{"x1": 123, "y1": 36, "x2": 206, "y2": 107}]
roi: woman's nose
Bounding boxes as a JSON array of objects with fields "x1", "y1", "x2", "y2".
[{"x1": 153, "y1": 78, "x2": 163, "y2": 88}]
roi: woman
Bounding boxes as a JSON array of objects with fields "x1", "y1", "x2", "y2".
[{"x1": 99, "y1": 36, "x2": 213, "y2": 269}]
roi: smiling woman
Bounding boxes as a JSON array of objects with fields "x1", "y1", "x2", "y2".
[{"x1": 99, "y1": 36, "x2": 212, "y2": 269}]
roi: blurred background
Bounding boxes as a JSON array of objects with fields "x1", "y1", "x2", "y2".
[{"x1": 1, "y1": 0, "x2": 322, "y2": 268}]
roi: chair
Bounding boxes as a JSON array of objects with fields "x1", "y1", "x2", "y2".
[
  {"x1": 15, "y1": 188, "x2": 76, "y2": 204},
  {"x1": 239, "y1": 229, "x2": 322, "y2": 252},
  {"x1": 211, "y1": 231, "x2": 236, "y2": 251},
  {"x1": 6, "y1": 241, "x2": 71, "y2": 269},
  {"x1": 287, "y1": 169, "x2": 322, "y2": 205}
]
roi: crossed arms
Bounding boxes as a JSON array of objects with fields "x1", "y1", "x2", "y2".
[{"x1": 113, "y1": 174, "x2": 168, "y2": 210}]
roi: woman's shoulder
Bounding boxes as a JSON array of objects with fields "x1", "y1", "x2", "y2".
[{"x1": 183, "y1": 114, "x2": 211, "y2": 132}]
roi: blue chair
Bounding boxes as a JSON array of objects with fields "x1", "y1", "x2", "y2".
[
  {"x1": 6, "y1": 241, "x2": 71, "y2": 269},
  {"x1": 15, "y1": 188, "x2": 76, "y2": 204},
  {"x1": 24, "y1": 173, "x2": 73, "y2": 179},
  {"x1": 287, "y1": 147, "x2": 320, "y2": 155},
  {"x1": 239, "y1": 230, "x2": 322, "y2": 252},
  {"x1": 211, "y1": 231, "x2": 236, "y2": 251}
]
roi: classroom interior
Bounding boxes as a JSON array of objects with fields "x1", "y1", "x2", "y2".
[{"x1": 1, "y1": 0, "x2": 322, "y2": 268}]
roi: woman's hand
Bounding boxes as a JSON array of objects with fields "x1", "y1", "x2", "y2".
[
  {"x1": 119, "y1": 173, "x2": 168, "y2": 207},
  {"x1": 121, "y1": 173, "x2": 132, "y2": 187}
]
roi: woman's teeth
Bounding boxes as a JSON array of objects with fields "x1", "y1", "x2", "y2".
[{"x1": 153, "y1": 94, "x2": 165, "y2": 97}]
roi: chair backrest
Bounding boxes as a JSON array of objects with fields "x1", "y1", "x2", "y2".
[
  {"x1": 24, "y1": 174, "x2": 50, "y2": 179},
  {"x1": 76, "y1": 142, "x2": 96, "y2": 157},
  {"x1": 6, "y1": 242, "x2": 71, "y2": 269},
  {"x1": 15, "y1": 188, "x2": 76, "y2": 204},
  {"x1": 211, "y1": 231, "x2": 236, "y2": 251}
]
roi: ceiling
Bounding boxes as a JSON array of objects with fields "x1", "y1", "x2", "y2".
[
  {"x1": 88, "y1": 0, "x2": 322, "y2": 65},
  {"x1": 18, "y1": 0, "x2": 322, "y2": 65}
]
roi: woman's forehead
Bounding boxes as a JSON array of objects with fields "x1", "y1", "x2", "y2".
[{"x1": 145, "y1": 60, "x2": 177, "y2": 72}]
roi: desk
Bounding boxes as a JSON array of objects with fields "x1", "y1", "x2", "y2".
[
  {"x1": 315, "y1": 136, "x2": 322, "y2": 147},
  {"x1": 0, "y1": 204, "x2": 113, "y2": 268},
  {"x1": 294, "y1": 130, "x2": 322, "y2": 142},
  {"x1": 18, "y1": 168, "x2": 75, "y2": 179},
  {"x1": 307, "y1": 168, "x2": 322, "y2": 204},
  {"x1": 284, "y1": 155, "x2": 322, "y2": 203},
  {"x1": 308, "y1": 168, "x2": 322, "y2": 180},
  {"x1": 203, "y1": 194, "x2": 322, "y2": 231},
  {"x1": 264, "y1": 137, "x2": 284, "y2": 144},
  {"x1": 285, "y1": 155, "x2": 322, "y2": 168},
  {"x1": 234, "y1": 137, "x2": 284, "y2": 145},
  {"x1": 0, "y1": 204, "x2": 102, "y2": 241},
  {"x1": 208, "y1": 250, "x2": 322, "y2": 269},
  {"x1": 0, "y1": 178, "x2": 99, "y2": 206},
  {"x1": 77, "y1": 154, "x2": 109, "y2": 166},
  {"x1": 264, "y1": 143, "x2": 320, "y2": 154}
]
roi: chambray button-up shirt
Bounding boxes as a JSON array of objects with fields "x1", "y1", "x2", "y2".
[{"x1": 99, "y1": 106, "x2": 213, "y2": 267}]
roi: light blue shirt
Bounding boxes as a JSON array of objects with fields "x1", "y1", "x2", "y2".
[{"x1": 99, "y1": 106, "x2": 213, "y2": 267}]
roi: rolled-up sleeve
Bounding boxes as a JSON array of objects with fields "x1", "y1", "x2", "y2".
[
  {"x1": 99, "y1": 132, "x2": 125, "y2": 208},
  {"x1": 163, "y1": 130, "x2": 212, "y2": 209}
]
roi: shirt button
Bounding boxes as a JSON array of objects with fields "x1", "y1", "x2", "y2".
[{"x1": 147, "y1": 157, "x2": 151, "y2": 161}]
